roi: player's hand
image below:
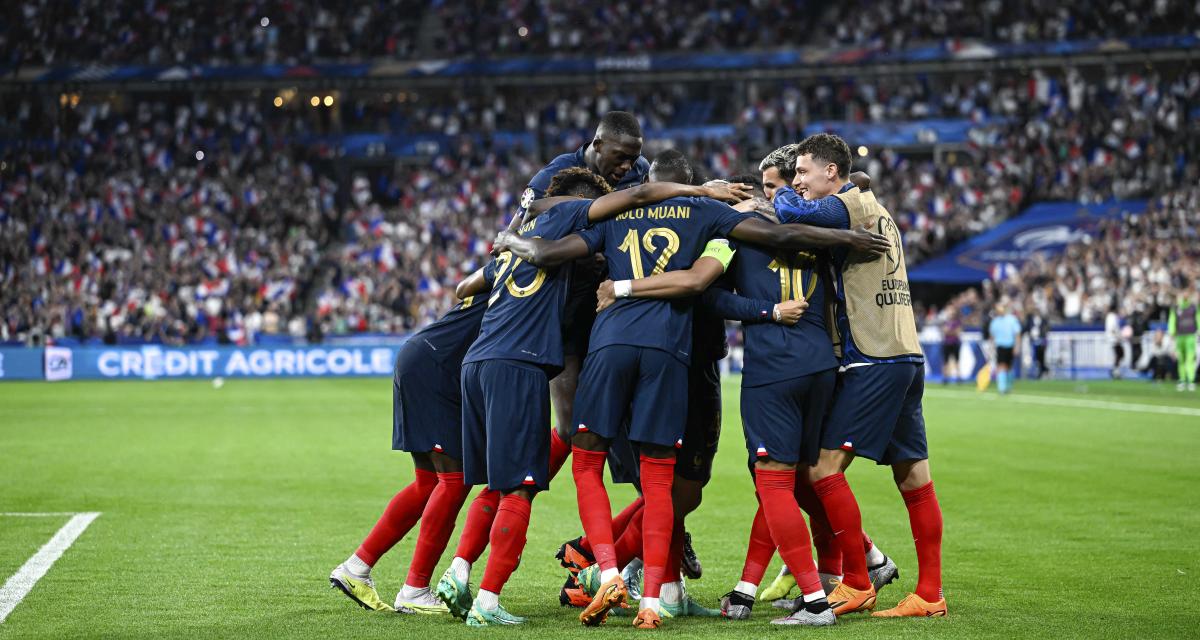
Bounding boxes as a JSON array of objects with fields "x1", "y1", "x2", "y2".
[
  {"x1": 596, "y1": 279, "x2": 616, "y2": 313},
  {"x1": 703, "y1": 181, "x2": 753, "y2": 204},
  {"x1": 850, "y1": 224, "x2": 891, "y2": 257},
  {"x1": 773, "y1": 299, "x2": 808, "y2": 326},
  {"x1": 492, "y1": 230, "x2": 516, "y2": 256},
  {"x1": 849, "y1": 171, "x2": 872, "y2": 192}
]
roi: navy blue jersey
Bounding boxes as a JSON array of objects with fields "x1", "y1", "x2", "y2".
[
  {"x1": 702, "y1": 218, "x2": 837, "y2": 386},
  {"x1": 464, "y1": 200, "x2": 592, "y2": 371},
  {"x1": 578, "y1": 196, "x2": 748, "y2": 364},
  {"x1": 405, "y1": 260, "x2": 498, "y2": 372},
  {"x1": 517, "y1": 145, "x2": 650, "y2": 218},
  {"x1": 774, "y1": 184, "x2": 923, "y2": 366}
]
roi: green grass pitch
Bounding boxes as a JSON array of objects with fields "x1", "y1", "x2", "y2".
[{"x1": 1, "y1": 377, "x2": 1197, "y2": 638}]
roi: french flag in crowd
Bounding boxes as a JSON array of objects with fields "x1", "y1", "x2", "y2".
[
  {"x1": 990, "y1": 262, "x2": 1019, "y2": 281},
  {"x1": 1123, "y1": 140, "x2": 1142, "y2": 158},
  {"x1": 961, "y1": 189, "x2": 982, "y2": 206},
  {"x1": 949, "y1": 167, "x2": 971, "y2": 187},
  {"x1": 376, "y1": 241, "x2": 397, "y2": 271},
  {"x1": 1092, "y1": 148, "x2": 1114, "y2": 166},
  {"x1": 931, "y1": 195, "x2": 952, "y2": 217}
]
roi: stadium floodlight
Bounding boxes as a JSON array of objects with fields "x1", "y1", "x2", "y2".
[
  {"x1": 518, "y1": 26, "x2": 529, "y2": 37},
  {"x1": 323, "y1": 96, "x2": 334, "y2": 107},
  {"x1": 309, "y1": 96, "x2": 320, "y2": 107},
  {"x1": 260, "y1": 17, "x2": 270, "y2": 27},
  {"x1": 195, "y1": 150, "x2": 204, "y2": 161},
  {"x1": 857, "y1": 146, "x2": 869, "y2": 157},
  {"x1": 273, "y1": 97, "x2": 283, "y2": 108}
]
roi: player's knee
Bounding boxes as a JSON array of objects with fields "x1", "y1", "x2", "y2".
[
  {"x1": 639, "y1": 443, "x2": 676, "y2": 459},
  {"x1": 503, "y1": 487, "x2": 538, "y2": 502},
  {"x1": 411, "y1": 451, "x2": 435, "y2": 472},
  {"x1": 571, "y1": 430, "x2": 609, "y2": 452},
  {"x1": 892, "y1": 458, "x2": 932, "y2": 491},
  {"x1": 430, "y1": 451, "x2": 463, "y2": 474},
  {"x1": 753, "y1": 458, "x2": 797, "y2": 472}
]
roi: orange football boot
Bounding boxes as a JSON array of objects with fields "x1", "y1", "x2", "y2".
[
  {"x1": 827, "y1": 580, "x2": 877, "y2": 615},
  {"x1": 578, "y1": 574, "x2": 628, "y2": 626},
  {"x1": 871, "y1": 593, "x2": 947, "y2": 618},
  {"x1": 632, "y1": 608, "x2": 662, "y2": 629}
]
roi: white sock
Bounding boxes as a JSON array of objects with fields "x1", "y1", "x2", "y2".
[
  {"x1": 802, "y1": 589, "x2": 826, "y2": 603},
  {"x1": 450, "y1": 557, "x2": 471, "y2": 583},
  {"x1": 345, "y1": 553, "x2": 371, "y2": 577},
  {"x1": 400, "y1": 584, "x2": 428, "y2": 599},
  {"x1": 641, "y1": 596, "x2": 660, "y2": 612},
  {"x1": 865, "y1": 543, "x2": 885, "y2": 567},
  {"x1": 477, "y1": 589, "x2": 499, "y2": 610},
  {"x1": 660, "y1": 581, "x2": 684, "y2": 605},
  {"x1": 600, "y1": 567, "x2": 619, "y2": 582},
  {"x1": 735, "y1": 581, "x2": 758, "y2": 598}
]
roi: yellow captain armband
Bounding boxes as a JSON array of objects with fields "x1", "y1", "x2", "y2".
[{"x1": 699, "y1": 238, "x2": 735, "y2": 272}]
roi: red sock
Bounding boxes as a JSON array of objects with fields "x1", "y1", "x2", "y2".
[
  {"x1": 548, "y1": 428, "x2": 572, "y2": 480},
  {"x1": 755, "y1": 469, "x2": 822, "y2": 596},
  {"x1": 478, "y1": 494, "x2": 532, "y2": 595},
  {"x1": 794, "y1": 479, "x2": 841, "y2": 576},
  {"x1": 740, "y1": 499, "x2": 775, "y2": 585},
  {"x1": 572, "y1": 447, "x2": 616, "y2": 570},
  {"x1": 356, "y1": 468, "x2": 438, "y2": 566},
  {"x1": 902, "y1": 482, "x2": 943, "y2": 602},
  {"x1": 404, "y1": 471, "x2": 471, "y2": 588},
  {"x1": 638, "y1": 455, "x2": 675, "y2": 599},
  {"x1": 453, "y1": 487, "x2": 501, "y2": 563},
  {"x1": 582, "y1": 496, "x2": 643, "y2": 554},
  {"x1": 613, "y1": 504, "x2": 645, "y2": 567},
  {"x1": 812, "y1": 473, "x2": 870, "y2": 590}
]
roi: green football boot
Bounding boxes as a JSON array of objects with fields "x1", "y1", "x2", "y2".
[
  {"x1": 435, "y1": 567, "x2": 474, "y2": 620},
  {"x1": 465, "y1": 599, "x2": 527, "y2": 626}
]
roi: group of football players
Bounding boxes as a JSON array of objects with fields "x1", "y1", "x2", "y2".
[{"x1": 329, "y1": 111, "x2": 947, "y2": 628}]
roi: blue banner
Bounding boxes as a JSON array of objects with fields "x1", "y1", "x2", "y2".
[
  {"x1": 58, "y1": 344, "x2": 401, "y2": 381},
  {"x1": 0, "y1": 347, "x2": 44, "y2": 381},
  {"x1": 908, "y1": 199, "x2": 1147, "y2": 284}
]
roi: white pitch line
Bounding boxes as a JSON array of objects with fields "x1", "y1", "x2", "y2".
[
  {"x1": 925, "y1": 388, "x2": 1200, "y2": 417},
  {"x1": 0, "y1": 512, "x2": 101, "y2": 623}
]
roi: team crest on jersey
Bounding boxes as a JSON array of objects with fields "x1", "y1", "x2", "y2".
[{"x1": 520, "y1": 188, "x2": 535, "y2": 210}]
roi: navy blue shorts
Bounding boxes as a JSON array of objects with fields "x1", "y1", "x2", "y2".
[
  {"x1": 392, "y1": 343, "x2": 462, "y2": 459},
  {"x1": 461, "y1": 359, "x2": 552, "y2": 491},
  {"x1": 741, "y1": 369, "x2": 836, "y2": 467},
  {"x1": 572, "y1": 345, "x2": 688, "y2": 449},
  {"x1": 677, "y1": 359, "x2": 723, "y2": 484},
  {"x1": 822, "y1": 363, "x2": 927, "y2": 465}
]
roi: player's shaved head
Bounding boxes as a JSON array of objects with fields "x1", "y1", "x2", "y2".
[
  {"x1": 725, "y1": 173, "x2": 764, "y2": 198},
  {"x1": 648, "y1": 149, "x2": 693, "y2": 184},
  {"x1": 589, "y1": 111, "x2": 644, "y2": 187},
  {"x1": 545, "y1": 167, "x2": 614, "y2": 199}
]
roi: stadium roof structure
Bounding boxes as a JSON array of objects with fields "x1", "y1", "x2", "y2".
[{"x1": 2, "y1": 34, "x2": 1195, "y2": 93}]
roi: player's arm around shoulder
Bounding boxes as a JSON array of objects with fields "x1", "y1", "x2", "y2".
[{"x1": 595, "y1": 239, "x2": 734, "y2": 312}]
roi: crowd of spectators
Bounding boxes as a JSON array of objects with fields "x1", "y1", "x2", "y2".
[
  {"x1": 935, "y1": 184, "x2": 1200, "y2": 330},
  {"x1": 1, "y1": 0, "x2": 425, "y2": 69},
  {"x1": 4, "y1": 0, "x2": 1193, "y2": 69},
  {"x1": 1, "y1": 64, "x2": 1196, "y2": 344}
]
